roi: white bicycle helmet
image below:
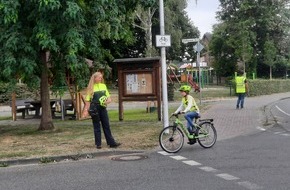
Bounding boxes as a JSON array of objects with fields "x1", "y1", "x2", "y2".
[{"x1": 99, "y1": 96, "x2": 108, "y2": 107}]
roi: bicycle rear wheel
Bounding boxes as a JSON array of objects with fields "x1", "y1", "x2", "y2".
[
  {"x1": 159, "y1": 126, "x2": 184, "y2": 153},
  {"x1": 197, "y1": 122, "x2": 217, "y2": 148}
]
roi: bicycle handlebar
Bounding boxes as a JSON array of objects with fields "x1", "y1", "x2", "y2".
[
  {"x1": 171, "y1": 111, "x2": 204, "y2": 121},
  {"x1": 170, "y1": 112, "x2": 184, "y2": 118}
]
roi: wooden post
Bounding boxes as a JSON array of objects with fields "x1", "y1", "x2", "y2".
[
  {"x1": 79, "y1": 92, "x2": 87, "y2": 120},
  {"x1": 11, "y1": 93, "x2": 16, "y2": 121},
  {"x1": 73, "y1": 85, "x2": 79, "y2": 120},
  {"x1": 75, "y1": 91, "x2": 79, "y2": 120}
]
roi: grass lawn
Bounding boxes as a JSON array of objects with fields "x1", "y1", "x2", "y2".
[
  {"x1": 0, "y1": 85, "x2": 232, "y2": 162},
  {"x1": 0, "y1": 109, "x2": 163, "y2": 161}
]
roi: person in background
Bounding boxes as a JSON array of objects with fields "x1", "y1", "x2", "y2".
[
  {"x1": 173, "y1": 85, "x2": 200, "y2": 144},
  {"x1": 235, "y1": 70, "x2": 249, "y2": 109},
  {"x1": 82, "y1": 72, "x2": 121, "y2": 149}
]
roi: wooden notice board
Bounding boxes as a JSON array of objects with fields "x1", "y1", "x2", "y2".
[
  {"x1": 125, "y1": 73, "x2": 153, "y2": 95},
  {"x1": 114, "y1": 57, "x2": 161, "y2": 121}
]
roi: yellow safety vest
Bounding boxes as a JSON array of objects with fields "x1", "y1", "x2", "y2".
[
  {"x1": 235, "y1": 76, "x2": 246, "y2": 93},
  {"x1": 85, "y1": 83, "x2": 110, "y2": 102},
  {"x1": 182, "y1": 96, "x2": 199, "y2": 112}
]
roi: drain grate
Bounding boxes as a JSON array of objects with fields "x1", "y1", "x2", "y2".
[{"x1": 111, "y1": 154, "x2": 148, "y2": 161}]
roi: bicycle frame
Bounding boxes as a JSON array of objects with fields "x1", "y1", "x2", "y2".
[
  {"x1": 172, "y1": 114, "x2": 194, "y2": 139},
  {"x1": 172, "y1": 114, "x2": 211, "y2": 139}
]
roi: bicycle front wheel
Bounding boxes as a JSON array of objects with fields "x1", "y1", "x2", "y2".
[
  {"x1": 159, "y1": 126, "x2": 184, "y2": 153},
  {"x1": 197, "y1": 122, "x2": 217, "y2": 148}
]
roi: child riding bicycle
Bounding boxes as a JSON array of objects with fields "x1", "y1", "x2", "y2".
[{"x1": 173, "y1": 85, "x2": 200, "y2": 144}]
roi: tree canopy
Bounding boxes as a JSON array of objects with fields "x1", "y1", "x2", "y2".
[
  {"x1": 210, "y1": 0, "x2": 290, "y2": 78},
  {"x1": 0, "y1": 0, "x2": 200, "y2": 130},
  {"x1": 0, "y1": 0, "x2": 139, "y2": 129},
  {"x1": 0, "y1": 0, "x2": 138, "y2": 88}
]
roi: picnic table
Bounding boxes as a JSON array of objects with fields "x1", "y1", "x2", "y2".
[
  {"x1": 10, "y1": 99, "x2": 35, "y2": 119},
  {"x1": 11, "y1": 99, "x2": 74, "y2": 120},
  {"x1": 25, "y1": 100, "x2": 57, "y2": 118}
]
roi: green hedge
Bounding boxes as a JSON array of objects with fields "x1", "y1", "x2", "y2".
[{"x1": 248, "y1": 79, "x2": 290, "y2": 96}]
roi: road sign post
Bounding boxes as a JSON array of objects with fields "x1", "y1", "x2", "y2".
[
  {"x1": 195, "y1": 41, "x2": 204, "y2": 104},
  {"x1": 182, "y1": 38, "x2": 204, "y2": 104}
]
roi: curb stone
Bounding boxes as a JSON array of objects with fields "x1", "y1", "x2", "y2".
[{"x1": 0, "y1": 150, "x2": 144, "y2": 167}]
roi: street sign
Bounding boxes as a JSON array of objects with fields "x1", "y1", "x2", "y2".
[
  {"x1": 182, "y1": 38, "x2": 199, "y2": 44},
  {"x1": 156, "y1": 35, "x2": 171, "y2": 47},
  {"x1": 194, "y1": 42, "x2": 204, "y2": 52}
]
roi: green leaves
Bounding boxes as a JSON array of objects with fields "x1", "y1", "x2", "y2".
[
  {"x1": 63, "y1": 1, "x2": 83, "y2": 20},
  {"x1": 264, "y1": 38, "x2": 277, "y2": 66},
  {"x1": 38, "y1": 0, "x2": 61, "y2": 11},
  {"x1": 35, "y1": 22, "x2": 58, "y2": 51},
  {"x1": 0, "y1": 0, "x2": 143, "y2": 89},
  {"x1": 66, "y1": 28, "x2": 85, "y2": 55},
  {"x1": 213, "y1": 0, "x2": 290, "y2": 77},
  {"x1": 0, "y1": 0, "x2": 20, "y2": 24}
]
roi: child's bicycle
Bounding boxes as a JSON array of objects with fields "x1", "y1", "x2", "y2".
[{"x1": 159, "y1": 112, "x2": 217, "y2": 153}]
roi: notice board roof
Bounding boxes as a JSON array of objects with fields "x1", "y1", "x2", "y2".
[{"x1": 113, "y1": 57, "x2": 160, "y2": 64}]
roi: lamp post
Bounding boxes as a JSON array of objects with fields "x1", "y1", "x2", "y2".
[{"x1": 159, "y1": 0, "x2": 169, "y2": 128}]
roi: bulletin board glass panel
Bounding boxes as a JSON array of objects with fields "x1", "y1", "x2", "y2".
[{"x1": 125, "y1": 72, "x2": 153, "y2": 95}]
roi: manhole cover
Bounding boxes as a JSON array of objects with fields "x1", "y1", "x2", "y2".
[{"x1": 111, "y1": 154, "x2": 148, "y2": 161}]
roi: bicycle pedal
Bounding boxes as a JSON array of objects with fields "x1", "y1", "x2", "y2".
[{"x1": 187, "y1": 139, "x2": 196, "y2": 145}]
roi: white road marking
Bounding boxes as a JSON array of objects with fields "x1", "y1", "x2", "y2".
[
  {"x1": 158, "y1": 152, "x2": 263, "y2": 189},
  {"x1": 216, "y1": 173, "x2": 240, "y2": 180},
  {"x1": 281, "y1": 133, "x2": 290, "y2": 137},
  {"x1": 199, "y1": 166, "x2": 217, "y2": 172},
  {"x1": 157, "y1": 151, "x2": 173, "y2": 156},
  {"x1": 238, "y1": 181, "x2": 263, "y2": 190},
  {"x1": 274, "y1": 132, "x2": 282, "y2": 134},
  {"x1": 170, "y1": 155, "x2": 187, "y2": 160},
  {"x1": 275, "y1": 105, "x2": 290, "y2": 116},
  {"x1": 182, "y1": 160, "x2": 202, "y2": 166},
  {"x1": 256, "y1": 127, "x2": 266, "y2": 131}
]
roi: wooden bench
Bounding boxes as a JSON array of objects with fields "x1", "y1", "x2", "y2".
[{"x1": 10, "y1": 99, "x2": 35, "y2": 119}]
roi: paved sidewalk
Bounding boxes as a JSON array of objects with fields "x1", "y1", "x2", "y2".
[{"x1": 201, "y1": 92, "x2": 290, "y2": 141}]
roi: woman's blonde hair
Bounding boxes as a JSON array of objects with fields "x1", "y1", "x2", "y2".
[{"x1": 86, "y1": 72, "x2": 103, "y2": 96}]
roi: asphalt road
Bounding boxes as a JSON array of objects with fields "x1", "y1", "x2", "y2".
[
  {"x1": 1, "y1": 127, "x2": 290, "y2": 190},
  {"x1": 268, "y1": 97, "x2": 290, "y2": 131}
]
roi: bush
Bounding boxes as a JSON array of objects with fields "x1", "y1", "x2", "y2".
[
  {"x1": 0, "y1": 83, "x2": 10, "y2": 103},
  {"x1": 0, "y1": 82, "x2": 39, "y2": 104},
  {"x1": 248, "y1": 79, "x2": 290, "y2": 96}
]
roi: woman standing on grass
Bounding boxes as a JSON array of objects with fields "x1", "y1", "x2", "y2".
[{"x1": 82, "y1": 72, "x2": 121, "y2": 149}]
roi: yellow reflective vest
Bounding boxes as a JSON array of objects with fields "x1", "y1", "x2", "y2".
[
  {"x1": 85, "y1": 83, "x2": 110, "y2": 102},
  {"x1": 235, "y1": 76, "x2": 246, "y2": 93},
  {"x1": 175, "y1": 95, "x2": 199, "y2": 114}
]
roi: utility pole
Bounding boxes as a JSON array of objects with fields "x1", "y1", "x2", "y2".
[{"x1": 156, "y1": 0, "x2": 171, "y2": 128}]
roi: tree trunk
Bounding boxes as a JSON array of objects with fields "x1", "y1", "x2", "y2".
[
  {"x1": 270, "y1": 66, "x2": 272, "y2": 80},
  {"x1": 38, "y1": 51, "x2": 54, "y2": 130}
]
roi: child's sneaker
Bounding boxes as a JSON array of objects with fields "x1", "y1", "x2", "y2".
[{"x1": 187, "y1": 138, "x2": 196, "y2": 145}]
